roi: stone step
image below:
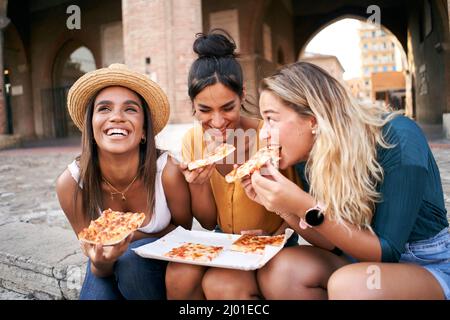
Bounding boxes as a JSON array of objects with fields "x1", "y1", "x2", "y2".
[{"x1": 0, "y1": 221, "x2": 86, "y2": 300}]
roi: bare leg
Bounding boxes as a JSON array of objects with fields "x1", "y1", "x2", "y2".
[
  {"x1": 328, "y1": 262, "x2": 445, "y2": 300},
  {"x1": 257, "y1": 246, "x2": 349, "y2": 299},
  {"x1": 202, "y1": 268, "x2": 261, "y2": 300},
  {"x1": 165, "y1": 262, "x2": 207, "y2": 300}
]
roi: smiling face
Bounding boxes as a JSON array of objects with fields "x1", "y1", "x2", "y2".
[
  {"x1": 259, "y1": 90, "x2": 316, "y2": 169},
  {"x1": 92, "y1": 86, "x2": 145, "y2": 155},
  {"x1": 193, "y1": 82, "x2": 242, "y2": 141}
]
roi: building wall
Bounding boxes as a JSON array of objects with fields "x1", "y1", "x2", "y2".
[
  {"x1": 0, "y1": 0, "x2": 9, "y2": 135},
  {"x1": 371, "y1": 71, "x2": 405, "y2": 100},
  {"x1": 300, "y1": 56, "x2": 344, "y2": 82},
  {"x1": 202, "y1": 0, "x2": 295, "y2": 114},
  {"x1": 4, "y1": 23, "x2": 34, "y2": 137},
  {"x1": 27, "y1": 0, "x2": 122, "y2": 137},
  {"x1": 122, "y1": 0, "x2": 202, "y2": 124},
  {"x1": 407, "y1": 0, "x2": 448, "y2": 124}
]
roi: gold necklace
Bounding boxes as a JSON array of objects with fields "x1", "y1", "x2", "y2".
[{"x1": 102, "y1": 174, "x2": 139, "y2": 201}]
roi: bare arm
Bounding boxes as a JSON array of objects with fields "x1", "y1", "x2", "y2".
[
  {"x1": 251, "y1": 164, "x2": 382, "y2": 261},
  {"x1": 178, "y1": 162, "x2": 217, "y2": 230},
  {"x1": 56, "y1": 169, "x2": 128, "y2": 277},
  {"x1": 163, "y1": 156, "x2": 193, "y2": 229},
  {"x1": 241, "y1": 174, "x2": 335, "y2": 249}
]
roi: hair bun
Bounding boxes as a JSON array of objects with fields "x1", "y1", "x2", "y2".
[{"x1": 193, "y1": 29, "x2": 237, "y2": 58}]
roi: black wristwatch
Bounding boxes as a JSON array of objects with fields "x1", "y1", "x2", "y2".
[{"x1": 299, "y1": 203, "x2": 325, "y2": 229}]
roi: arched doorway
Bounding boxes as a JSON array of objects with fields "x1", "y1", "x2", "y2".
[
  {"x1": 299, "y1": 17, "x2": 410, "y2": 114},
  {"x1": 3, "y1": 21, "x2": 35, "y2": 137},
  {"x1": 50, "y1": 42, "x2": 96, "y2": 137}
]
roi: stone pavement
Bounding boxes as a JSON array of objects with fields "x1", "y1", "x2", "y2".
[{"x1": 0, "y1": 124, "x2": 449, "y2": 300}]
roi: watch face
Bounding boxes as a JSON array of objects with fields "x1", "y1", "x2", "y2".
[{"x1": 305, "y1": 209, "x2": 324, "y2": 226}]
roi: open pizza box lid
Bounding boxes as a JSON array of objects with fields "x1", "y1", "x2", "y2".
[{"x1": 133, "y1": 226, "x2": 294, "y2": 271}]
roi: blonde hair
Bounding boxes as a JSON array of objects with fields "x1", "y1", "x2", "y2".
[{"x1": 261, "y1": 62, "x2": 401, "y2": 230}]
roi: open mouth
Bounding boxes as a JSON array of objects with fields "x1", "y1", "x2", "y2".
[{"x1": 105, "y1": 128, "x2": 130, "y2": 137}]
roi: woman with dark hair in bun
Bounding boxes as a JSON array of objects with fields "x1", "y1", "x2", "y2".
[{"x1": 164, "y1": 29, "x2": 301, "y2": 300}]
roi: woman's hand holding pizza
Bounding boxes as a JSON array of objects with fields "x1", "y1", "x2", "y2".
[
  {"x1": 80, "y1": 233, "x2": 133, "y2": 267},
  {"x1": 241, "y1": 173, "x2": 263, "y2": 205},
  {"x1": 251, "y1": 162, "x2": 309, "y2": 216},
  {"x1": 179, "y1": 161, "x2": 215, "y2": 185}
]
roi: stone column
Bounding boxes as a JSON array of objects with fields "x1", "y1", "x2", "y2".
[
  {"x1": 122, "y1": 0, "x2": 202, "y2": 124},
  {"x1": 0, "y1": 14, "x2": 10, "y2": 134},
  {"x1": 443, "y1": 0, "x2": 450, "y2": 138}
]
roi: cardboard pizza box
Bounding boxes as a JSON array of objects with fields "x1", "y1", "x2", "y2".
[{"x1": 133, "y1": 226, "x2": 294, "y2": 270}]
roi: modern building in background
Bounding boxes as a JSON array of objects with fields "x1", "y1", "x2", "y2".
[{"x1": 358, "y1": 22, "x2": 406, "y2": 108}]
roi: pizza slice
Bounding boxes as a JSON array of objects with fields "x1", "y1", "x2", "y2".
[
  {"x1": 188, "y1": 143, "x2": 236, "y2": 170},
  {"x1": 78, "y1": 208, "x2": 146, "y2": 245},
  {"x1": 225, "y1": 146, "x2": 280, "y2": 183},
  {"x1": 230, "y1": 234, "x2": 285, "y2": 254},
  {"x1": 164, "y1": 242, "x2": 224, "y2": 262}
]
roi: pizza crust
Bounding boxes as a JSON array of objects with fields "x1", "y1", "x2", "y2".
[
  {"x1": 225, "y1": 146, "x2": 281, "y2": 183},
  {"x1": 187, "y1": 143, "x2": 236, "y2": 170}
]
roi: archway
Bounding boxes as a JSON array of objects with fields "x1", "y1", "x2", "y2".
[
  {"x1": 299, "y1": 16, "x2": 410, "y2": 114},
  {"x1": 3, "y1": 21, "x2": 35, "y2": 137},
  {"x1": 50, "y1": 41, "x2": 96, "y2": 137}
]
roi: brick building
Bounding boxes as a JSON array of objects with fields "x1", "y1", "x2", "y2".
[{"x1": 0, "y1": 0, "x2": 449, "y2": 142}]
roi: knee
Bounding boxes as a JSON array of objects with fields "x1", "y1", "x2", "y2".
[
  {"x1": 257, "y1": 252, "x2": 301, "y2": 299},
  {"x1": 202, "y1": 270, "x2": 249, "y2": 300},
  {"x1": 328, "y1": 263, "x2": 376, "y2": 300},
  {"x1": 165, "y1": 263, "x2": 204, "y2": 299}
]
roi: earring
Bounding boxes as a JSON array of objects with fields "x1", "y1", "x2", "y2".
[
  {"x1": 141, "y1": 137, "x2": 147, "y2": 144},
  {"x1": 312, "y1": 128, "x2": 317, "y2": 135}
]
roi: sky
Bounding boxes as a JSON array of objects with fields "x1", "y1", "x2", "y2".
[{"x1": 305, "y1": 18, "x2": 362, "y2": 80}]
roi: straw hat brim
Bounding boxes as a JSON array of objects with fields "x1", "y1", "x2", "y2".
[{"x1": 67, "y1": 64, "x2": 170, "y2": 135}]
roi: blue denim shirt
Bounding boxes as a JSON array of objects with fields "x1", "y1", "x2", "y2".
[{"x1": 295, "y1": 115, "x2": 448, "y2": 262}]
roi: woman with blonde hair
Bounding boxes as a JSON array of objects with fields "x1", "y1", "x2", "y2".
[{"x1": 242, "y1": 61, "x2": 450, "y2": 299}]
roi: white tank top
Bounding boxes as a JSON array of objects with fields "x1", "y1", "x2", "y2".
[{"x1": 67, "y1": 152, "x2": 172, "y2": 234}]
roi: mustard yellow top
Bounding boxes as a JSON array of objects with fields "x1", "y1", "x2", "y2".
[{"x1": 181, "y1": 120, "x2": 299, "y2": 235}]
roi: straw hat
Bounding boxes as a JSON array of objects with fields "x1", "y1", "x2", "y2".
[{"x1": 67, "y1": 63, "x2": 170, "y2": 135}]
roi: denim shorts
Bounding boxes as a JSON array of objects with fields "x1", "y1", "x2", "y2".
[{"x1": 399, "y1": 227, "x2": 450, "y2": 300}]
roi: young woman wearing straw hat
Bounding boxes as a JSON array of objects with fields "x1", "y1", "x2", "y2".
[
  {"x1": 241, "y1": 62, "x2": 450, "y2": 299},
  {"x1": 164, "y1": 29, "x2": 301, "y2": 300},
  {"x1": 56, "y1": 64, "x2": 192, "y2": 300}
]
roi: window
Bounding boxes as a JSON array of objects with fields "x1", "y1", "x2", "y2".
[
  {"x1": 374, "y1": 66, "x2": 379, "y2": 72},
  {"x1": 392, "y1": 66, "x2": 397, "y2": 71},
  {"x1": 383, "y1": 66, "x2": 388, "y2": 72}
]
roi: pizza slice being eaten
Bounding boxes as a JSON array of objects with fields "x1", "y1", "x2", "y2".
[
  {"x1": 230, "y1": 234, "x2": 286, "y2": 254},
  {"x1": 225, "y1": 146, "x2": 280, "y2": 183},
  {"x1": 188, "y1": 143, "x2": 236, "y2": 170},
  {"x1": 164, "y1": 242, "x2": 224, "y2": 262},
  {"x1": 78, "y1": 208, "x2": 146, "y2": 246}
]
